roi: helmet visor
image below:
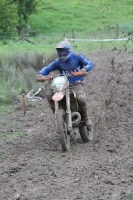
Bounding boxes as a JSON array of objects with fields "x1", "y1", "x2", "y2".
[{"x1": 57, "y1": 48, "x2": 69, "y2": 58}]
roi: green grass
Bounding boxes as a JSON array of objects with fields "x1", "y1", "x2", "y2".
[
  {"x1": 0, "y1": 105, "x2": 11, "y2": 115},
  {"x1": 1, "y1": 37, "x2": 132, "y2": 56},
  {"x1": 1, "y1": 0, "x2": 133, "y2": 54},
  {"x1": 29, "y1": 0, "x2": 133, "y2": 35}
]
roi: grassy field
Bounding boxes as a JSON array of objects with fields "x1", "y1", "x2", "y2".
[
  {"x1": 0, "y1": 0, "x2": 133, "y2": 108},
  {"x1": 1, "y1": 0, "x2": 133, "y2": 54},
  {"x1": 29, "y1": 0, "x2": 133, "y2": 35}
]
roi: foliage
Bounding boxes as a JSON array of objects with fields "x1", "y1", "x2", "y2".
[
  {"x1": 0, "y1": 0, "x2": 17, "y2": 34},
  {"x1": 0, "y1": 0, "x2": 39, "y2": 35},
  {"x1": 13, "y1": 0, "x2": 38, "y2": 28}
]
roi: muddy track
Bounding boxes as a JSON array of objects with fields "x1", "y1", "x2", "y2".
[{"x1": 0, "y1": 50, "x2": 133, "y2": 200}]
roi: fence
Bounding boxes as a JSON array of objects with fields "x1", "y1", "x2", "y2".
[{"x1": 1, "y1": 23, "x2": 133, "y2": 51}]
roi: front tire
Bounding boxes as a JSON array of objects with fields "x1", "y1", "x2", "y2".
[
  {"x1": 79, "y1": 124, "x2": 93, "y2": 142},
  {"x1": 57, "y1": 109, "x2": 70, "y2": 151}
]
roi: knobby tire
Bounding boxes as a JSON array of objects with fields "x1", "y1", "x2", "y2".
[
  {"x1": 57, "y1": 109, "x2": 70, "y2": 152},
  {"x1": 79, "y1": 124, "x2": 93, "y2": 142}
]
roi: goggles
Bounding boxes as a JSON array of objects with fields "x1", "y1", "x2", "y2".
[{"x1": 57, "y1": 49, "x2": 70, "y2": 57}]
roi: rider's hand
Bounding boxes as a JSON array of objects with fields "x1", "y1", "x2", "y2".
[
  {"x1": 72, "y1": 69, "x2": 88, "y2": 77},
  {"x1": 36, "y1": 74, "x2": 51, "y2": 82}
]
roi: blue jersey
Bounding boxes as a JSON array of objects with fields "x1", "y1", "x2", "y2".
[{"x1": 39, "y1": 52, "x2": 94, "y2": 83}]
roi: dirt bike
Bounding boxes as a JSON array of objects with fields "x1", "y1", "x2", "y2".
[
  {"x1": 47, "y1": 74, "x2": 93, "y2": 151},
  {"x1": 27, "y1": 74, "x2": 93, "y2": 152}
]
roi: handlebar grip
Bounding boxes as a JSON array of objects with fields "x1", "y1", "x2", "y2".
[{"x1": 36, "y1": 75, "x2": 52, "y2": 82}]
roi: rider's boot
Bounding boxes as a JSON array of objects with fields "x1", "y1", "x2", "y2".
[
  {"x1": 78, "y1": 102, "x2": 92, "y2": 131},
  {"x1": 84, "y1": 116, "x2": 92, "y2": 131}
]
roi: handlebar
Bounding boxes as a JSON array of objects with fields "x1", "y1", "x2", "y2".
[
  {"x1": 36, "y1": 70, "x2": 88, "y2": 83},
  {"x1": 36, "y1": 73, "x2": 72, "y2": 82}
]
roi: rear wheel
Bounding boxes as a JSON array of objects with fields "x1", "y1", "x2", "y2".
[
  {"x1": 57, "y1": 108, "x2": 70, "y2": 151},
  {"x1": 79, "y1": 124, "x2": 93, "y2": 142}
]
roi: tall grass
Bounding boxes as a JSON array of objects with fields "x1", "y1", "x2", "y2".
[{"x1": 0, "y1": 52, "x2": 57, "y2": 105}]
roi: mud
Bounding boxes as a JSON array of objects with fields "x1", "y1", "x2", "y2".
[{"x1": 0, "y1": 50, "x2": 133, "y2": 200}]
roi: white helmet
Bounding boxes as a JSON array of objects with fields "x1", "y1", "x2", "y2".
[{"x1": 55, "y1": 40, "x2": 72, "y2": 61}]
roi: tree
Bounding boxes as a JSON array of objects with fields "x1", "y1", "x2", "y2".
[
  {"x1": 0, "y1": 0, "x2": 18, "y2": 35},
  {"x1": 13, "y1": 0, "x2": 38, "y2": 30},
  {"x1": 12, "y1": 0, "x2": 38, "y2": 43}
]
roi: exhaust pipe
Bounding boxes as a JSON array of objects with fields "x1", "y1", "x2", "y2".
[{"x1": 71, "y1": 112, "x2": 81, "y2": 127}]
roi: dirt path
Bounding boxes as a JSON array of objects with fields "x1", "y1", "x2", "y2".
[{"x1": 0, "y1": 50, "x2": 133, "y2": 200}]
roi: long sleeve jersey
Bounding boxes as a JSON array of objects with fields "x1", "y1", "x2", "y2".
[{"x1": 38, "y1": 52, "x2": 94, "y2": 83}]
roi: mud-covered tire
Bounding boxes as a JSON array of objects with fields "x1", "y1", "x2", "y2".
[
  {"x1": 57, "y1": 109, "x2": 70, "y2": 151},
  {"x1": 79, "y1": 124, "x2": 93, "y2": 142}
]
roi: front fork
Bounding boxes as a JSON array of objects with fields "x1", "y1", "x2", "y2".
[
  {"x1": 54, "y1": 87, "x2": 72, "y2": 134},
  {"x1": 54, "y1": 101, "x2": 59, "y2": 132},
  {"x1": 65, "y1": 86, "x2": 72, "y2": 133}
]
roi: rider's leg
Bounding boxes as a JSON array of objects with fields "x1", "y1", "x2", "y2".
[
  {"x1": 45, "y1": 85, "x2": 55, "y2": 112},
  {"x1": 78, "y1": 97, "x2": 92, "y2": 131},
  {"x1": 70, "y1": 83, "x2": 92, "y2": 131}
]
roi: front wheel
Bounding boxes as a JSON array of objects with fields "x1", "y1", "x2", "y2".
[
  {"x1": 79, "y1": 124, "x2": 93, "y2": 142},
  {"x1": 57, "y1": 108, "x2": 70, "y2": 151}
]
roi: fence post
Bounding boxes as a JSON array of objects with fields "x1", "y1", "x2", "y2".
[
  {"x1": 72, "y1": 29, "x2": 74, "y2": 43},
  {"x1": 101, "y1": 41, "x2": 103, "y2": 50},
  {"x1": 116, "y1": 23, "x2": 119, "y2": 38}
]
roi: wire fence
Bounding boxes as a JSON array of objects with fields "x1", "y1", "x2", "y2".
[
  {"x1": 1, "y1": 23, "x2": 133, "y2": 40},
  {"x1": 1, "y1": 23, "x2": 133, "y2": 51}
]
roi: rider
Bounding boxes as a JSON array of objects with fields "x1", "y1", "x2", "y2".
[{"x1": 36, "y1": 40, "x2": 94, "y2": 131}]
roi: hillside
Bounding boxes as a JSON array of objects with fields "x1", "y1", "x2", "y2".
[{"x1": 29, "y1": 0, "x2": 133, "y2": 37}]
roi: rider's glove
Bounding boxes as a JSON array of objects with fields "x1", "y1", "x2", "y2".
[
  {"x1": 36, "y1": 74, "x2": 51, "y2": 82},
  {"x1": 72, "y1": 69, "x2": 88, "y2": 77}
]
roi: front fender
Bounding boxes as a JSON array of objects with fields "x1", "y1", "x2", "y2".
[{"x1": 52, "y1": 92, "x2": 64, "y2": 101}]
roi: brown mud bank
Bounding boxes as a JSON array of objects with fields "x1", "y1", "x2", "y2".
[{"x1": 0, "y1": 50, "x2": 133, "y2": 200}]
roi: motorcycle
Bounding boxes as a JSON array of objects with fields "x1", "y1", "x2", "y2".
[
  {"x1": 49, "y1": 74, "x2": 93, "y2": 151},
  {"x1": 27, "y1": 74, "x2": 93, "y2": 152}
]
